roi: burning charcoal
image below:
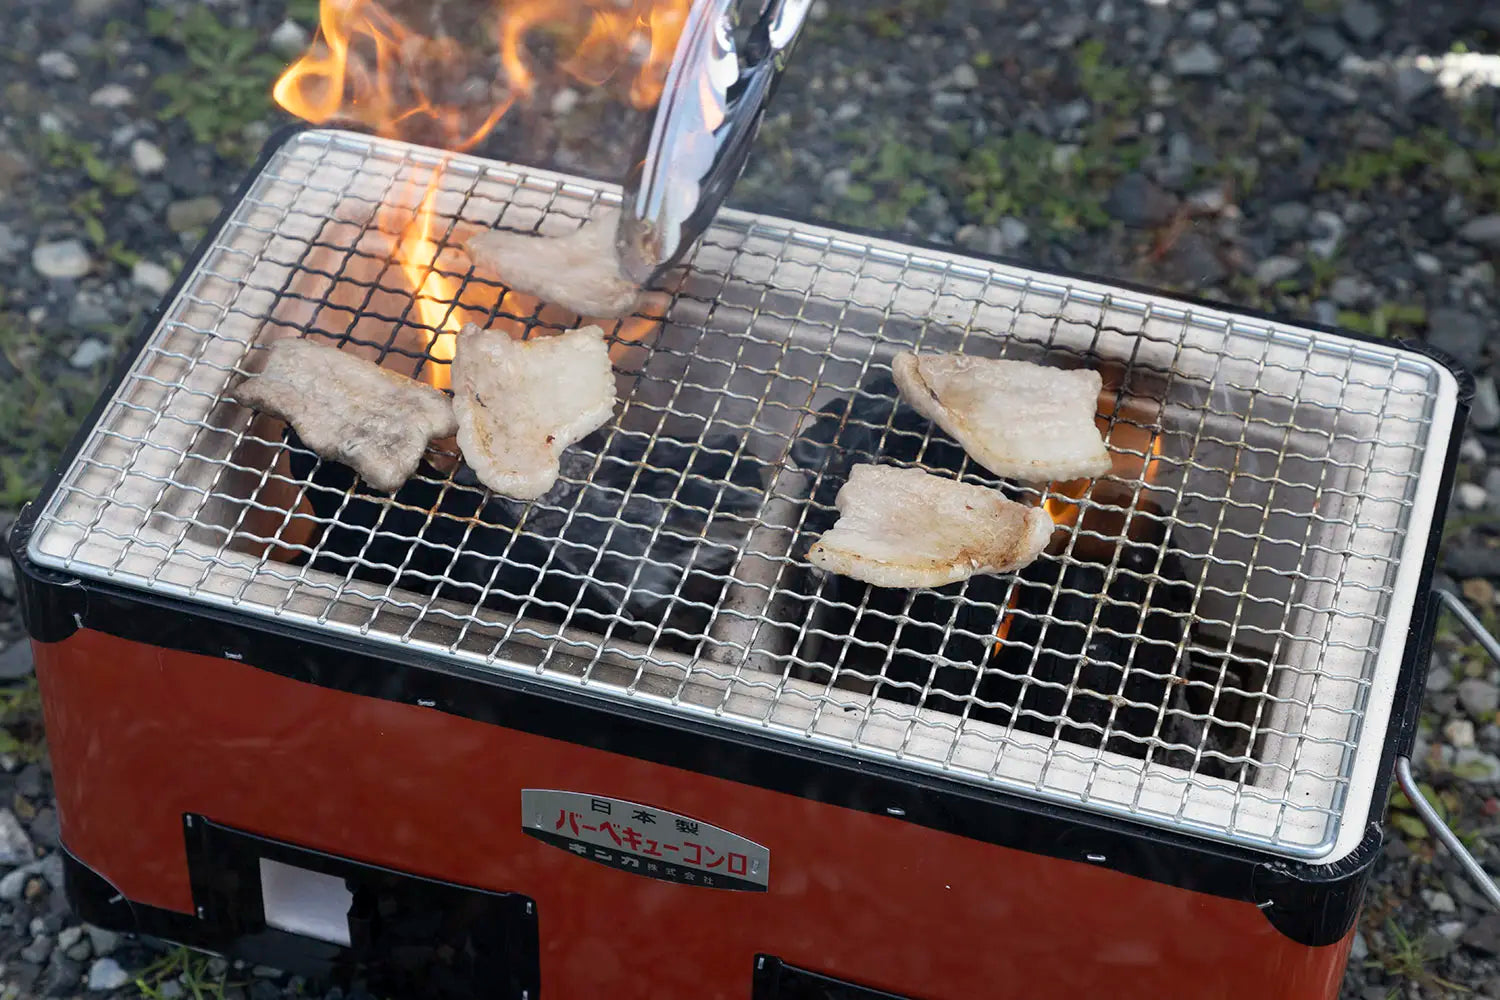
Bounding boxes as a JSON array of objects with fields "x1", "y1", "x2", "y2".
[
  {"x1": 993, "y1": 513, "x2": 1195, "y2": 761},
  {"x1": 284, "y1": 425, "x2": 766, "y2": 650}
]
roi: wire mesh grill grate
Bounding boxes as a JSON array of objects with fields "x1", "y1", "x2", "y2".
[{"x1": 26, "y1": 129, "x2": 1457, "y2": 860}]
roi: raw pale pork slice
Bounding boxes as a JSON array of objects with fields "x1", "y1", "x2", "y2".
[
  {"x1": 464, "y1": 205, "x2": 642, "y2": 318},
  {"x1": 228, "y1": 337, "x2": 457, "y2": 493},
  {"x1": 807, "y1": 464, "x2": 1054, "y2": 589},
  {"x1": 891, "y1": 351, "x2": 1112, "y2": 483},
  {"x1": 450, "y1": 323, "x2": 617, "y2": 500}
]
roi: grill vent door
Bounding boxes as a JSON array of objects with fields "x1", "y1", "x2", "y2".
[{"x1": 753, "y1": 955, "x2": 921, "y2": 999}]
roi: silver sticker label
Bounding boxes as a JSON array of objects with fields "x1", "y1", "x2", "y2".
[{"x1": 520, "y1": 789, "x2": 769, "y2": 891}]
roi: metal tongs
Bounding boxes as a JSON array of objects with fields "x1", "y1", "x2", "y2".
[{"x1": 615, "y1": 0, "x2": 812, "y2": 287}]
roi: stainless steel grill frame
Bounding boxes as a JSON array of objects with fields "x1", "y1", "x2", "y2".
[{"x1": 24, "y1": 128, "x2": 1460, "y2": 863}]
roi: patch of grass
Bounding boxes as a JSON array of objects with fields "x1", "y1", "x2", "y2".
[
  {"x1": 0, "y1": 313, "x2": 121, "y2": 507},
  {"x1": 132, "y1": 946, "x2": 246, "y2": 1000},
  {"x1": 146, "y1": 5, "x2": 287, "y2": 160},
  {"x1": 1365, "y1": 918, "x2": 1470, "y2": 994},
  {"x1": 954, "y1": 130, "x2": 1115, "y2": 234},
  {"x1": 1320, "y1": 126, "x2": 1500, "y2": 211},
  {"x1": 0, "y1": 678, "x2": 45, "y2": 764},
  {"x1": 857, "y1": 0, "x2": 949, "y2": 40},
  {"x1": 1074, "y1": 38, "x2": 1142, "y2": 119},
  {"x1": 1336, "y1": 303, "x2": 1428, "y2": 339}
]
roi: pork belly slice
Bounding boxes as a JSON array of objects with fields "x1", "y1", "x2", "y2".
[
  {"x1": 464, "y1": 205, "x2": 642, "y2": 319},
  {"x1": 228, "y1": 337, "x2": 457, "y2": 493},
  {"x1": 807, "y1": 464, "x2": 1054, "y2": 589},
  {"x1": 450, "y1": 322, "x2": 618, "y2": 501},
  {"x1": 892, "y1": 352, "x2": 1112, "y2": 483}
]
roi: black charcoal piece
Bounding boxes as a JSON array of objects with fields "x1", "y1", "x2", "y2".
[
  {"x1": 783, "y1": 375, "x2": 1018, "y2": 714},
  {"x1": 283, "y1": 426, "x2": 767, "y2": 651}
]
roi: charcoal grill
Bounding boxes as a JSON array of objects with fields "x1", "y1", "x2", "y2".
[{"x1": 5, "y1": 126, "x2": 1476, "y2": 999}]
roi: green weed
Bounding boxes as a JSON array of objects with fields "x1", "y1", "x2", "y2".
[
  {"x1": 147, "y1": 6, "x2": 287, "y2": 160},
  {"x1": 131, "y1": 946, "x2": 246, "y2": 1000},
  {"x1": 1336, "y1": 303, "x2": 1428, "y2": 339}
]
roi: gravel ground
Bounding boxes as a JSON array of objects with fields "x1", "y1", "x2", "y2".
[{"x1": 3, "y1": 0, "x2": 1500, "y2": 996}]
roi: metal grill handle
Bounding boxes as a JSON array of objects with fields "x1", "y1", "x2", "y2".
[{"x1": 1397, "y1": 588, "x2": 1500, "y2": 912}]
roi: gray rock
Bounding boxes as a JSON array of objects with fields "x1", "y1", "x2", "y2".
[
  {"x1": 0, "y1": 807, "x2": 35, "y2": 865},
  {"x1": 251, "y1": 965, "x2": 283, "y2": 978},
  {"x1": 1467, "y1": 915, "x2": 1500, "y2": 955},
  {"x1": 1425, "y1": 889, "x2": 1458, "y2": 913},
  {"x1": 21, "y1": 935, "x2": 53, "y2": 965},
  {"x1": 0, "y1": 642, "x2": 33, "y2": 681},
  {"x1": 1245, "y1": 0, "x2": 1280, "y2": 14},
  {"x1": 39, "y1": 852, "x2": 64, "y2": 891},
  {"x1": 999, "y1": 216, "x2": 1029, "y2": 250},
  {"x1": 1414, "y1": 251, "x2": 1443, "y2": 276},
  {"x1": 1455, "y1": 748, "x2": 1500, "y2": 781},
  {"x1": 1426, "y1": 307, "x2": 1488, "y2": 371},
  {"x1": 250, "y1": 982, "x2": 282, "y2": 1000},
  {"x1": 1312, "y1": 299, "x2": 1338, "y2": 327},
  {"x1": 1446, "y1": 718, "x2": 1477, "y2": 748},
  {"x1": 83, "y1": 925, "x2": 120, "y2": 957},
  {"x1": 17, "y1": 763, "x2": 42, "y2": 798},
  {"x1": 1457, "y1": 482, "x2": 1488, "y2": 511},
  {"x1": 1428, "y1": 664, "x2": 1454, "y2": 693},
  {"x1": 1393, "y1": 65, "x2": 1435, "y2": 103},
  {"x1": 1254, "y1": 255, "x2": 1301, "y2": 286},
  {"x1": 1340, "y1": 0, "x2": 1383, "y2": 42},
  {"x1": 44, "y1": 956, "x2": 83, "y2": 998},
  {"x1": 269, "y1": 19, "x2": 311, "y2": 59},
  {"x1": 167, "y1": 196, "x2": 222, "y2": 234},
  {"x1": 1308, "y1": 210, "x2": 1345, "y2": 259},
  {"x1": 0, "y1": 222, "x2": 24, "y2": 265},
  {"x1": 1459, "y1": 678, "x2": 1500, "y2": 717},
  {"x1": 1186, "y1": 9, "x2": 1217, "y2": 34},
  {"x1": 821, "y1": 168, "x2": 851, "y2": 198},
  {"x1": 1350, "y1": 931, "x2": 1367, "y2": 961},
  {"x1": 37, "y1": 51, "x2": 79, "y2": 80},
  {"x1": 31, "y1": 240, "x2": 92, "y2": 280},
  {"x1": 1422, "y1": 927, "x2": 1457, "y2": 960},
  {"x1": 0, "y1": 861, "x2": 37, "y2": 902},
  {"x1": 1474, "y1": 377, "x2": 1500, "y2": 431},
  {"x1": 1269, "y1": 201, "x2": 1310, "y2": 235},
  {"x1": 1438, "y1": 920, "x2": 1468, "y2": 941},
  {"x1": 1105, "y1": 173, "x2": 1179, "y2": 227},
  {"x1": 1224, "y1": 22, "x2": 1264, "y2": 59},
  {"x1": 57, "y1": 927, "x2": 84, "y2": 953},
  {"x1": 1329, "y1": 275, "x2": 1373, "y2": 307},
  {"x1": 130, "y1": 138, "x2": 166, "y2": 176},
  {"x1": 1443, "y1": 149, "x2": 1476, "y2": 182},
  {"x1": 1462, "y1": 261, "x2": 1496, "y2": 287},
  {"x1": 88, "y1": 84, "x2": 133, "y2": 108},
  {"x1": 131, "y1": 260, "x2": 172, "y2": 297},
  {"x1": 950, "y1": 64, "x2": 979, "y2": 90},
  {"x1": 159, "y1": 982, "x2": 185, "y2": 999},
  {"x1": 66, "y1": 939, "x2": 93, "y2": 962},
  {"x1": 69, "y1": 338, "x2": 111, "y2": 370},
  {"x1": 86, "y1": 956, "x2": 129, "y2": 991},
  {"x1": 1302, "y1": 27, "x2": 1347, "y2": 63},
  {"x1": 1054, "y1": 99, "x2": 1091, "y2": 131},
  {"x1": 30, "y1": 807, "x2": 59, "y2": 849},
  {"x1": 1170, "y1": 41, "x2": 1223, "y2": 77},
  {"x1": 68, "y1": 292, "x2": 112, "y2": 331},
  {"x1": 1459, "y1": 215, "x2": 1500, "y2": 249}
]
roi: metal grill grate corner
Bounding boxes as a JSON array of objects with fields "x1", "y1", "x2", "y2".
[{"x1": 26, "y1": 129, "x2": 1460, "y2": 862}]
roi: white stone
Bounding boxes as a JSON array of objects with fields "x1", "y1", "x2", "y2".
[
  {"x1": 0, "y1": 809, "x2": 33, "y2": 867},
  {"x1": 1457, "y1": 482, "x2": 1488, "y2": 511},
  {"x1": 87, "y1": 957, "x2": 130, "y2": 991},
  {"x1": 131, "y1": 260, "x2": 172, "y2": 297},
  {"x1": 31, "y1": 240, "x2": 91, "y2": 280},
  {"x1": 69, "y1": 339, "x2": 110, "y2": 370},
  {"x1": 38, "y1": 51, "x2": 79, "y2": 80},
  {"x1": 130, "y1": 138, "x2": 166, "y2": 176},
  {"x1": 88, "y1": 84, "x2": 134, "y2": 108},
  {"x1": 1446, "y1": 718, "x2": 1477, "y2": 748},
  {"x1": 951, "y1": 64, "x2": 979, "y2": 90},
  {"x1": 269, "y1": 19, "x2": 311, "y2": 59}
]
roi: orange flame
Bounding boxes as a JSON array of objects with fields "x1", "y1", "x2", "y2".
[
  {"x1": 273, "y1": 0, "x2": 691, "y2": 150},
  {"x1": 272, "y1": 0, "x2": 689, "y2": 391}
]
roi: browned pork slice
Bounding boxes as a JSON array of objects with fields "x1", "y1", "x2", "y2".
[
  {"x1": 807, "y1": 464, "x2": 1054, "y2": 588},
  {"x1": 229, "y1": 337, "x2": 457, "y2": 493},
  {"x1": 464, "y1": 205, "x2": 642, "y2": 318},
  {"x1": 450, "y1": 323, "x2": 617, "y2": 500},
  {"x1": 892, "y1": 352, "x2": 1112, "y2": 483}
]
